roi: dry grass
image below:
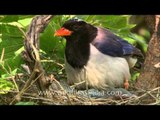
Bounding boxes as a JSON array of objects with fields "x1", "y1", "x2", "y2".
[{"x1": 1, "y1": 73, "x2": 160, "y2": 105}]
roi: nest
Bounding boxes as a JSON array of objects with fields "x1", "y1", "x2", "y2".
[{"x1": 1, "y1": 73, "x2": 160, "y2": 105}]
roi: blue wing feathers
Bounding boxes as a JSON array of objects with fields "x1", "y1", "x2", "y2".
[
  {"x1": 92, "y1": 28, "x2": 141, "y2": 57},
  {"x1": 93, "y1": 37, "x2": 124, "y2": 57}
]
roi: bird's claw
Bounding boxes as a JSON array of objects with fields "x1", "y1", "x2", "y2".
[{"x1": 124, "y1": 79, "x2": 129, "y2": 90}]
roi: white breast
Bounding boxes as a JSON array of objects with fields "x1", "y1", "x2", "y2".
[{"x1": 65, "y1": 44, "x2": 131, "y2": 90}]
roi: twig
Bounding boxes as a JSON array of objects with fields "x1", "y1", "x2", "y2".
[
  {"x1": 40, "y1": 60, "x2": 64, "y2": 68},
  {"x1": 50, "y1": 75, "x2": 72, "y2": 105},
  {"x1": 10, "y1": 70, "x2": 44, "y2": 105},
  {"x1": 0, "y1": 48, "x2": 5, "y2": 62},
  {"x1": 146, "y1": 91, "x2": 157, "y2": 100},
  {"x1": 6, "y1": 63, "x2": 19, "y2": 92},
  {"x1": 70, "y1": 81, "x2": 86, "y2": 88},
  {"x1": 118, "y1": 87, "x2": 160, "y2": 104}
]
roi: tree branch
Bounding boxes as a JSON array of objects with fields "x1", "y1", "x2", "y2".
[{"x1": 10, "y1": 15, "x2": 65, "y2": 104}]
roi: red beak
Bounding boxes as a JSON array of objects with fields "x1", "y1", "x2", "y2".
[{"x1": 54, "y1": 27, "x2": 72, "y2": 37}]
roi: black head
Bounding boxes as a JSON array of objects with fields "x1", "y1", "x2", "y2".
[
  {"x1": 63, "y1": 19, "x2": 87, "y2": 33},
  {"x1": 55, "y1": 19, "x2": 97, "y2": 43}
]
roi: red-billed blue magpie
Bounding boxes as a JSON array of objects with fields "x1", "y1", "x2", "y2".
[{"x1": 54, "y1": 19, "x2": 143, "y2": 90}]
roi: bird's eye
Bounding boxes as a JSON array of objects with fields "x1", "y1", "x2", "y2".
[{"x1": 73, "y1": 25, "x2": 79, "y2": 30}]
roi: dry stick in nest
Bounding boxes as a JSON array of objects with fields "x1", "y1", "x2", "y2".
[
  {"x1": 118, "y1": 87, "x2": 160, "y2": 105},
  {"x1": 10, "y1": 15, "x2": 70, "y2": 104}
]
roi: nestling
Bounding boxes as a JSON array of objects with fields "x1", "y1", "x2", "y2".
[{"x1": 54, "y1": 19, "x2": 143, "y2": 90}]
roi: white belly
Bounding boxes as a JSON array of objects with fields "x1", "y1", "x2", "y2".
[{"x1": 65, "y1": 44, "x2": 131, "y2": 90}]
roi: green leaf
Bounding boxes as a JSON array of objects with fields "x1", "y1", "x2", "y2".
[
  {"x1": 120, "y1": 35, "x2": 137, "y2": 45},
  {"x1": 1, "y1": 69, "x2": 17, "y2": 79},
  {"x1": 96, "y1": 15, "x2": 129, "y2": 29},
  {"x1": 0, "y1": 37, "x2": 2, "y2": 43},
  {"x1": 18, "y1": 15, "x2": 34, "y2": 20},
  {"x1": 0, "y1": 24, "x2": 24, "y2": 74},
  {"x1": 40, "y1": 18, "x2": 65, "y2": 59},
  {"x1": 18, "y1": 17, "x2": 33, "y2": 28},
  {"x1": 2, "y1": 48, "x2": 24, "y2": 74},
  {"x1": 15, "y1": 102, "x2": 37, "y2": 105},
  {"x1": 0, "y1": 78, "x2": 14, "y2": 94},
  {"x1": 131, "y1": 72, "x2": 140, "y2": 81},
  {"x1": 0, "y1": 15, "x2": 19, "y2": 23},
  {"x1": 129, "y1": 33, "x2": 148, "y2": 53},
  {"x1": 0, "y1": 36, "x2": 24, "y2": 75},
  {"x1": 0, "y1": 24, "x2": 23, "y2": 37},
  {"x1": 40, "y1": 24, "x2": 58, "y2": 52}
]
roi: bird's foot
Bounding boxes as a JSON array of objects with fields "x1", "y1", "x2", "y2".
[{"x1": 124, "y1": 79, "x2": 129, "y2": 90}]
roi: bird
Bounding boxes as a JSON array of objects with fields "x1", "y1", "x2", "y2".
[{"x1": 54, "y1": 19, "x2": 143, "y2": 91}]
